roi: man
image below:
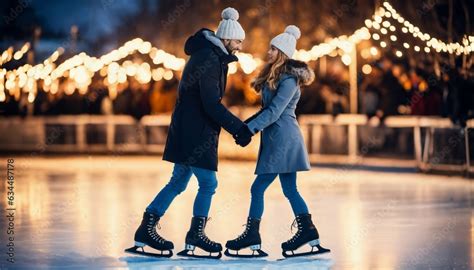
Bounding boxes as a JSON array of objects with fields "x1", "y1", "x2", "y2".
[{"x1": 125, "y1": 7, "x2": 253, "y2": 259}]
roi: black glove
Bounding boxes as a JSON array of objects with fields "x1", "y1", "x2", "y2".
[{"x1": 233, "y1": 124, "x2": 253, "y2": 147}]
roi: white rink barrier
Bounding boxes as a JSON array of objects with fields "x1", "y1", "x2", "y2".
[{"x1": 299, "y1": 115, "x2": 472, "y2": 175}]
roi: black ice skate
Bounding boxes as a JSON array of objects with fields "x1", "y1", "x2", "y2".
[
  {"x1": 224, "y1": 217, "x2": 268, "y2": 258},
  {"x1": 177, "y1": 216, "x2": 222, "y2": 259},
  {"x1": 281, "y1": 214, "x2": 330, "y2": 258},
  {"x1": 124, "y1": 212, "x2": 174, "y2": 258}
]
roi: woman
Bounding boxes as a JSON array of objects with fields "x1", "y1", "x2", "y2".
[{"x1": 226, "y1": 25, "x2": 330, "y2": 258}]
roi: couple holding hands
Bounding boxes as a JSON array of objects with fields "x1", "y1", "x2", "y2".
[{"x1": 126, "y1": 7, "x2": 329, "y2": 259}]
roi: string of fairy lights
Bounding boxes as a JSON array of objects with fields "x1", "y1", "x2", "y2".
[
  {"x1": 0, "y1": 1, "x2": 472, "y2": 104},
  {"x1": 0, "y1": 42, "x2": 30, "y2": 66},
  {"x1": 365, "y1": 2, "x2": 473, "y2": 56},
  {"x1": 292, "y1": 1, "x2": 473, "y2": 63}
]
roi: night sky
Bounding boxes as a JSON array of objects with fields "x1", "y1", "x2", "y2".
[{"x1": 30, "y1": 0, "x2": 141, "y2": 41}]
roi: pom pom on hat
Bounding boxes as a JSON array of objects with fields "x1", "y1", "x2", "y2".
[
  {"x1": 285, "y1": 25, "x2": 301, "y2": 40},
  {"x1": 221, "y1": 7, "x2": 239, "y2": 20}
]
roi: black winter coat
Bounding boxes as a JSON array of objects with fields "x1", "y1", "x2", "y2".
[{"x1": 162, "y1": 29, "x2": 244, "y2": 171}]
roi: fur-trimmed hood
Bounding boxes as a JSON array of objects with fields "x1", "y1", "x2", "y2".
[{"x1": 284, "y1": 59, "x2": 315, "y2": 86}]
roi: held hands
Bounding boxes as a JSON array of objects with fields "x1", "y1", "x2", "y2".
[
  {"x1": 234, "y1": 110, "x2": 263, "y2": 147},
  {"x1": 233, "y1": 124, "x2": 253, "y2": 147}
]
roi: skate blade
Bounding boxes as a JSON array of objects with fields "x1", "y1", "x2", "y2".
[
  {"x1": 224, "y1": 248, "x2": 268, "y2": 258},
  {"x1": 281, "y1": 244, "x2": 331, "y2": 259},
  {"x1": 177, "y1": 249, "x2": 222, "y2": 259},
  {"x1": 124, "y1": 245, "x2": 173, "y2": 258}
]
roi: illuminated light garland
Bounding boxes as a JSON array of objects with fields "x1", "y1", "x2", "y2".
[
  {"x1": 0, "y1": 42, "x2": 30, "y2": 66},
  {"x1": 3, "y1": 47, "x2": 65, "y2": 102},
  {"x1": 0, "y1": 47, "x2": 14, "y2": 66},
  {"x1": 375, "y1": 2, "x2": 474, "y2": 55},
  {"x1": 0, "y1": 1, "x2": 472, "y2": 104},
  {"x1": 293, "y1": 27, "x2": 370, "y2": 62}
]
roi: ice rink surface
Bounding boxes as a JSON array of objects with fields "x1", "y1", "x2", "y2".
[{"x1": 0, "y1": 156, "x2": 472, "y2": 269}]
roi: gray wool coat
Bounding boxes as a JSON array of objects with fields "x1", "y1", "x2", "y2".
[{"x1": 247, "y1": 60, "x2": 315, "y2": 174}]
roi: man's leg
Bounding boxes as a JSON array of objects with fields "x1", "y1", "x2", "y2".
[
  {"x1": 179, "y1": 166, "x2": 222, "y2": 256},
  {"x1": 189, "y1": 166, "x2": 218, "y2": 217},
  {"x1": 146, "y1": 163, "x2": 193, "y2": 216},
  {"x1": 129, "y1": 163, "x2": 192, "y2": 254}
]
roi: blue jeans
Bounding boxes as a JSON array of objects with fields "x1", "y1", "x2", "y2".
[
  {"x1": 146, "y1": 163, "x2": 218, "y2": 217},
  {"x1": 249, "y1": 172, "x2": 309, "y2": 219}
]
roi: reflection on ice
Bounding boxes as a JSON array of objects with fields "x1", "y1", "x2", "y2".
[{"x1": 0, "y1": 156, "x2": 471, "y2": 269}]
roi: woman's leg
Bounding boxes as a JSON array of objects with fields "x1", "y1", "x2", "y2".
[
  {"x1": 146, "y1": 163, "x2": 193, "y2": 216},
  {"x1": 279, "y1": 174, "x2": 329, "y2": 255},
  {"x1": 279, "y1": 172, "x2": 309, "y2": 215},
  {"x1": 190, "y1": 166, "x2": 218, "y2": 217},
  {"x1": 248, "y1": 173, "x2": 278, "y2": 219}
]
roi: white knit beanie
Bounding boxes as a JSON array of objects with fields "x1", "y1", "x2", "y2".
[
  {"x1": 270, "y1": 25, "x2": 301, "y2": 58},
  {"x1": 215, "y1": 7, "x2": 245, "y2": 40}
]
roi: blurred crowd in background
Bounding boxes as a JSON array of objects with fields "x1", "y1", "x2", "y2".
[
  {"x1": 297, "y1": 55, "x2": 474, "y2": 127},
  {"x1": 1, "y1": 54, "x2": 473, "y2": 127}
]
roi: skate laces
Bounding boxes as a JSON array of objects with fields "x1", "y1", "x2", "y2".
[
  {"x1": 198, "y1": 217, "x2": 218, "y2": 246},
  {"x1": 289, "y1": 219, "x2": 302, "y2": 243},
  {"x1": 200, "y1": 233, "x2": 217, "y2": 246},
  {"x1": 147, "y1": 216, "x2": 161, "y2": 230},
  {"x1": 290, "y1": 219, "x2": 298, "y2": 233},
  {"x1": 236, "y1": 223, "x2": 250, "y2": 240},
  {"x1": 148, "y1": 227, "x2": 165, "y2": 243},
  {"x1": 146, "y1": 220, "x2": 165, "y2": 244},
  {"x1": 151, "y1": 231, "x2": 165, "y2": 243}
]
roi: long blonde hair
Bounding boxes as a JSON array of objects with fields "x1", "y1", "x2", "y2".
[{"x1": 251, "y1": 49, "x2": 289, "y2": 92}]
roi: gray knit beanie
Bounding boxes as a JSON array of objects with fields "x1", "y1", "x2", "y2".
[{"x1": 215, "y1": 7, "x2": 245, "y2": 40}]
